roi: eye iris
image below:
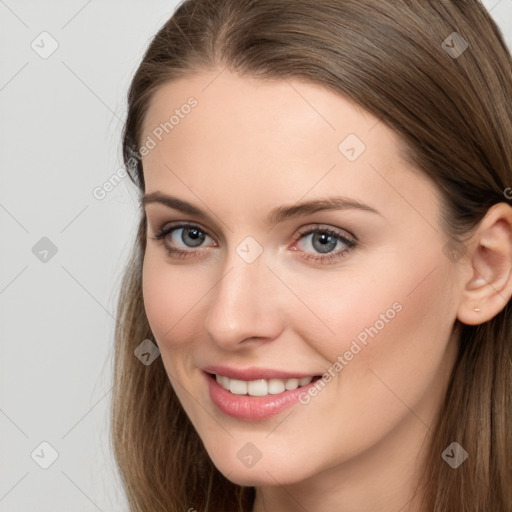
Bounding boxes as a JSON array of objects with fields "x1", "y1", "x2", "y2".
[
  {"x1": 182, "y1": 227, "x2": 205, "y2": 247},
  {"x1": 312, "y1": 232, "x2": 337, "y2": 253}
]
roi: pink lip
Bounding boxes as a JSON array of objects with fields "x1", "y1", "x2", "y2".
[
  {"x1": 202, "y1": 365, "x2": 319, "y2": 380},
  {"x1": 203, "y1": 371, "x2": 321, "y2": 420}
]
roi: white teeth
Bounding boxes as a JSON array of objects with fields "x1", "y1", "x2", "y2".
[
  {"x1": 268, "y1": 378, "x2": 286, "y2": 394},
  {"x1": 285, "y1": 378, "x2": 299, "y2": 390},
  {"x1": 215, "y1": 374, "x2": 313, "y2": 396},
  {"x1": 299, "y1": 376, "x2": 312, "y2": 386},
  {"x1": 218, "y1": 375, "x2": 230, "y2": 390},
  {"x1": 229, "y1": 379, "x2": 247, "y2": 395},
  {"x1": 247, "y1": 379, "x2": 268, "y2": 396}
]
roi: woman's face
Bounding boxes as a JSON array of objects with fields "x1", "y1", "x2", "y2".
[{"x1": 140, "y1": 69, "x2": 461, "y2": 489}]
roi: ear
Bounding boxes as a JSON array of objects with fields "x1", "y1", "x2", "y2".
[{"x1": 456, "y1": 202, "x2": 512, "y2": 326}]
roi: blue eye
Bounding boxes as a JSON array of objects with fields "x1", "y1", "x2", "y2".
[
  {"x1": 294, "y1": 226, "x2": 356, "y2": 263},
  {"x1": 153, "y1": 223, "x2": 214, "y2": 258},
  {"x1": 151, "y1": 222, "x2": 357, "y2": 263}
]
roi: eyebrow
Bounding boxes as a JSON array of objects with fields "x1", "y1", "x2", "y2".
[{"x1": 141, "y1": 192, "x2": 382, "y2": 225}]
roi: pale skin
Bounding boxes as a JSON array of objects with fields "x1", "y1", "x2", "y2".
[{"x1": 139, "y1": 68, "x2": 512, "y2": 512}]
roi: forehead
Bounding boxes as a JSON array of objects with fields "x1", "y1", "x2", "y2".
[
  {"x1": 140, "y1": 69, "x2": 438, "y2": 222},
  {"x1": 142, "y1": 69, "x2": 382, "y2": 158}
]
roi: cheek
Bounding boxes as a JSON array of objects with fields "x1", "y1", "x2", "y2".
[
  {"x1": 276, "y1": 260, "x2": 408, "y2": 365},
  {"x1": 282, "y1": 257, "x2": 457, "y2": 469},
  {"x1": 295, "y1": 240, "x2": 456, "y2": 394},
  {"x1": 312, "y1": 239, "x2": 456, "y2": 366},
  {"x1": 141, "y1": 252, "x2": 209, "y2": 407},
  {"x1": 141, "y1": 249, "x2": 209, "y2": 346},
  {"x1": 322, "y1": 255, "x2": 456, "y2": 436}
]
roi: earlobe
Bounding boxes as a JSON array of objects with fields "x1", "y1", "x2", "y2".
[{"x1": 456, "y1": 202, "x2": 512, "y2": 326}]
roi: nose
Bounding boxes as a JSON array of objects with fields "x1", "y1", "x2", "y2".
[{"x1": 204, "y1": 247, "x2": 284, "y2": 350}]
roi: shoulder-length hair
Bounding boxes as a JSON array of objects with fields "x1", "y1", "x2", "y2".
[{"x1": 111, "y1": 1, "x2": 512, "y2": 510}]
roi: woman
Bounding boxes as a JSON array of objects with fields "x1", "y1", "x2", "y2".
[{"x1": 111, "y1": 1, "x2": 512, "y2": 510}]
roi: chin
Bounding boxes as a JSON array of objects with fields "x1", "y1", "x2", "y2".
[
  {"x1": 223, "y1": 471, "x2": 274, "y2": 487},
  {"x1": 221, "y1": 467, "x2": 297, "y2": 487},
  {"x1": 210, "y1": 451, "x2": 310, "y2": 487}
]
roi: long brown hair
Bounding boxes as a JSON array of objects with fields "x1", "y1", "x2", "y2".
[{"x1": 111, "y1": 1, "x2": 512, "y2": 510}]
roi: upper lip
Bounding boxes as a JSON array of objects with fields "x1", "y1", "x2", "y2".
[{"x1": 202, "y1": 365, "x2": 320, "y2": 381}]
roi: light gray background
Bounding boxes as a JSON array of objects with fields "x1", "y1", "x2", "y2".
[{"x1": 1, "y1": 1, "x2": 511, "y2": 510}]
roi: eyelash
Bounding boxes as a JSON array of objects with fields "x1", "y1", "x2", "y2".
[{"x1": 151, "y1": 221, "x2": 357, "y2": 264}]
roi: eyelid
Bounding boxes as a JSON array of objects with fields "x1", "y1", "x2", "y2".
[
  {"x1": 152, "y1": 220, "x2": 358, "y2": 262},
  {"x1": 153, "y1": 220, "x2": 357, "y2": 244},
  {"x1": 152, "y1": 220, "x2": 214, "y2": 237},
  {"x1": 294, "y1": 224, "x2": 357, "y2": 245},
  {"x1": 156, "y1": 221, "x2": 216, "y2": 247}
]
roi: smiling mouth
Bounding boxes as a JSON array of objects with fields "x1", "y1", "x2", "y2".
[{"x1": 206, "y1": 372, "x2": 322, "y2": 397}]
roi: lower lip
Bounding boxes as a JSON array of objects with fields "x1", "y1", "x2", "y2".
[{"x1": 204, "y1": 372, "x2": 320, "y2": 420}]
